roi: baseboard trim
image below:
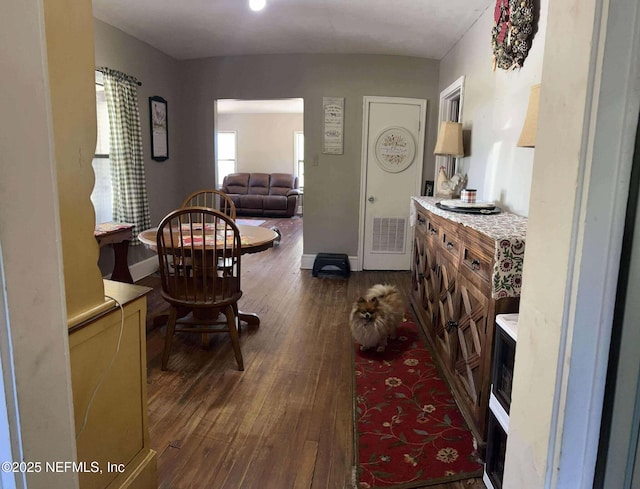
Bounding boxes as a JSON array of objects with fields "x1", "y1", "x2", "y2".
[
  {"x1": 104, "y1": 256, "x2": 158, "y2": 283},
  {"x1": 130, "y1": 256, "x2": 159, "y2": 282},
  {"x1": 300, "y1": 254, "x2": 360, "y2": 271}
]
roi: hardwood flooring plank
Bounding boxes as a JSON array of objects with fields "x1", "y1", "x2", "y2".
[
  {"x1": 292, "y1": 441, "x2": 319, "y2": 489},
  {"x1": 139, "y1": 216, "x2": 484, "y2": 489}
]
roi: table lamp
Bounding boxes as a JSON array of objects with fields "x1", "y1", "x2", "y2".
[
  {"x1": 434, "y1": 122, "x2": 465, "y2": 197},
  {"x1": 517, "y1": 84, "x2": 541, "y2": 148}
]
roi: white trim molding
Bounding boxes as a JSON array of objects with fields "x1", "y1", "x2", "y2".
[{"x1": 103, "y1": 256, "x2": 159, "y2": 283}]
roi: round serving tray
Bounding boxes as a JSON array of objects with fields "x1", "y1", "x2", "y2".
[{"x1": 436, "y1": 202, "x2": 502, "y2": 215}]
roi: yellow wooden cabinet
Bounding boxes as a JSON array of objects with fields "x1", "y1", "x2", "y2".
[{"x1": 69, "y1": 281, "x2": 157, "y2": 489}]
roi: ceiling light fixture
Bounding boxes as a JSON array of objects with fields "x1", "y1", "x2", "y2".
[{"x1": 249, "y1": 0, "x2": 266, "y2": 11}]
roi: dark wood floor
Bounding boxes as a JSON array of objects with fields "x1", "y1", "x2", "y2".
[{"x1": 138, "y1": 216, "x2": 485, "y2": 489}]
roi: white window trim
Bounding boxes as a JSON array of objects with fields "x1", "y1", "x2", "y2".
[
  {"x1": 293, "y1": 131, "x2": 304, "y2": 189},
  {"x1": 436, "y1": 76, "x2": 465, "y2": 178}
]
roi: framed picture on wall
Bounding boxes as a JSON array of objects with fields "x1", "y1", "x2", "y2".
[
  {"x1": 149, "y1": 96, "x2": 168, "y2": 161},
  {"x1": 423, "y1": 180, "x2": 434, "y2": 196},
  {"x1": 322, "y1": 97, "x2": 344, "y2": 155}
]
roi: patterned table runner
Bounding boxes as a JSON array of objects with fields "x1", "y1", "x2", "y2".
[{"x1": 411, "y1": 196, "x2": 527, "y2": 299}]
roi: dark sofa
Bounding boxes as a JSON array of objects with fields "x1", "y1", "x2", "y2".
[{"x1": 221, "y1": 173, "x2": 300, "y2": 217}]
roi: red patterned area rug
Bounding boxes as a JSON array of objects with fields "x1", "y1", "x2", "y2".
[{"x1": 352, "y1": 311, "x2": 483, "y2": 488}]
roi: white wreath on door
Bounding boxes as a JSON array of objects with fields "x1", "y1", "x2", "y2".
[{"x1": 374, "y1": 126, "x2": 416, "y2": 173}]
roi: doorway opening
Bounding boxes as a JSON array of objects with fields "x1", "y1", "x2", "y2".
[
  {"x1": 214, "y1": 98, "x2": 304, "y2": 194},
  {"x1": 213, "y1": 98, "x2": 305, "y2": 249}
]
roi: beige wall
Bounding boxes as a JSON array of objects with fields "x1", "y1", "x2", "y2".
[
  {"x1": 179, "y1": 54, "x2": 440, "y2": 256},
  {"x1": 45, "y1": 0, "x2": 106, "y2": 324},
  {"x1": 1, "y1": 0, "x2": 86, "y2": 486},
  {"x1": 504, "y1": 0, "x2": 603, "y2": 485},
  {"x1": 439, "y1": 1, "x2": 549, "y2": 217},
  {"x1": 217, "y1": 112, "x2": 303, "y2": 175}
]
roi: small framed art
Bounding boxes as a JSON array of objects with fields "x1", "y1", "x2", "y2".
[
  {"x1": 149, "y1": 96, "x2": 168, "y2": 161},
  {"x1": 423, "y1": 180, "x2": 434, "y2": 196},
  {"x1": 322, "y1": 97, "x2": 344, "y2": 155}
]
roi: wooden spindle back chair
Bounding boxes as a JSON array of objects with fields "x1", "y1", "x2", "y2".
[
  {"x1": 156, "y1": 207, "x2": 244, "y2": 371},
  {"x1": 181, "y1": 189, "x2": 236, "y2": 220}
]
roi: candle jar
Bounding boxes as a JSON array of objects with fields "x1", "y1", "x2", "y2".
[{"x1": 460, "y1": 188, "x2": 477, "y2": 204}]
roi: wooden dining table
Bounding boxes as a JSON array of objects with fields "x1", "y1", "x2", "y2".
[{"x1": 138, "y1": 223, "x2": 279, "y2": 326}]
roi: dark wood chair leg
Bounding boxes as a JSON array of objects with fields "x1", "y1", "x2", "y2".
[
  {"x1": 161, "y1": 307, "x2": 178, "y2": 371},
  {"x1": 226, "y1": 304, "x2": 244, "y2": 371}
]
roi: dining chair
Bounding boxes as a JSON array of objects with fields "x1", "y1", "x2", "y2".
[
  {"x1": 156, "y1": 207, "x2": 244, "y2": 371},
  {"x1": 181, "y1": 189, "x2": 236, "y2": 220},
  {"x1": 182, "y1": 189, "x2": 237, "y2": 277}
]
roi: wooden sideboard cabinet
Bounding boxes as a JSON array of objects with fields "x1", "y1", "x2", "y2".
[
  {"x1": 69, "y1": 280, "x2": 157, "y2": 489},
  {"x1": 410, "y1": 197, "x2": 526, "y2": 447}
]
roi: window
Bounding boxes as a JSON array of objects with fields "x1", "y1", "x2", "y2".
[
  {"x1": 294, "y1": 131, "x2": 304, "y2": 189},
  {"x1": 216, "y1": 131, "x2": 237, "y2": 188},
  {"x1": 436, "y1": 76, "x2": 465, "y2": 178},
  {"x1": 91, "y1": 71, "x2": 113, "y2": 223}
]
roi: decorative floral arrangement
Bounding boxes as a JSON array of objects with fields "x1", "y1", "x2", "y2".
[{"x1": 492, "y1": 0, "x2": 535, "y2": 71}]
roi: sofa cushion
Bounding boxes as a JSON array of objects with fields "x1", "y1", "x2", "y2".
[
  {"x1": 224, "y1": 173, "x2": 250, "y2": 195},
  {"x1": 269, "y1": 173, "x2": 296, "y2": 196},
  {"x1": 240, "y1": 194, "x2": 264, "y2": 209},
  {"x1": 263, "y1": 195, "x2": 287, "y2": 211},
  {"x1": 223, "y1": 172, "x2": 298, "y2": 217},
  {"x1": 227, "y1": 194, "x2": 241, "y2": 209},
  {"x1": 248, "y1": 173, "x2": 270, "y2": 195}
]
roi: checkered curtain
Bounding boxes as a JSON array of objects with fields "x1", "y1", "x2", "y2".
[{"x1": 100, "y1": 67, "x2": 150, "y2": 244}]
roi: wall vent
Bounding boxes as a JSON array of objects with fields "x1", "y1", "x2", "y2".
[{"x1": 371, "y1": 217, "x2": 406, "y2": 253}]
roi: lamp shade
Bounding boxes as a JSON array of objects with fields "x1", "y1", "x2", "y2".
[
  {"x1": 434, "y1": 122, "x2": 464, "y2": 157},
  {"x1": 517, "y1": 84, "x2": 541, "y2": 147}
]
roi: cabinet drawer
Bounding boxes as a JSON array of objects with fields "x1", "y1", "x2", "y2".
[
  {"x1": 461, "y1": 245, "x2": 492, "y2": 284},
  {"x1": 426, "y1": 214, "x2": 441, "y2": 241},
  {"x1": 415, "y1": 210, "x2": 428, "y2": 233},
  {"x1": 439, "y1": 222, "x2": 461, "y2": 262}
]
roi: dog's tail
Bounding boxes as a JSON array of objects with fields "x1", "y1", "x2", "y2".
[{"x1": 374, "y1": 284, "x2": 400, "y2": 301}]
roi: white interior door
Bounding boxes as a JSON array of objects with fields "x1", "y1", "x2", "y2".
[{"x1": 361, "y1": 97, "x2": 426, "y2": 270}]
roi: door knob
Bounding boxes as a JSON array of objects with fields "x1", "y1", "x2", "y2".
[{"x1": 368, "y1": 196, "x2": 375, "y2": 202}]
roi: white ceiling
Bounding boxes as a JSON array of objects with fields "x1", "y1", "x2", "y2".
[{"x1": 93, "y1": 0, "x2": 493, "y2": 61}]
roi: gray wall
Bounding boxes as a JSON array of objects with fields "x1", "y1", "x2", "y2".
[
  {"x1": 93, "y1": 22, "x2": 440, "y2": 261},
  {"x1": 93, "y1": 19, "x2": 185, "y2": 271},
  {"x1": 179, "y1": 54, "x2": 440, "y2": 256}
]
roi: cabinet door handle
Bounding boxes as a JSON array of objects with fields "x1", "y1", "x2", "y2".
[
  {"x1": 471, "y1": 259, "x2": 481, "y2": 270},
  {"x1": 446, "y1": 241, "x2": 454, "y2": 250},
  {"x1": 446, "y1": 320, "x2": 458, "y2": 332},
  {"x1": 417, "y1": 216, "x2": 426, "y2": 224},
  {"x1": 429, "y1": 228, "x2": 437, "y2": 236},
  {"x1": 418, "y1": 272, "x2": 425, "y2": 280}
]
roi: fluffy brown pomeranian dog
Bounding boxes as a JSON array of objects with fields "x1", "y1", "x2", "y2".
[{"x1": 350, "y1": 284, "x2": 405, "y2": 352}]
